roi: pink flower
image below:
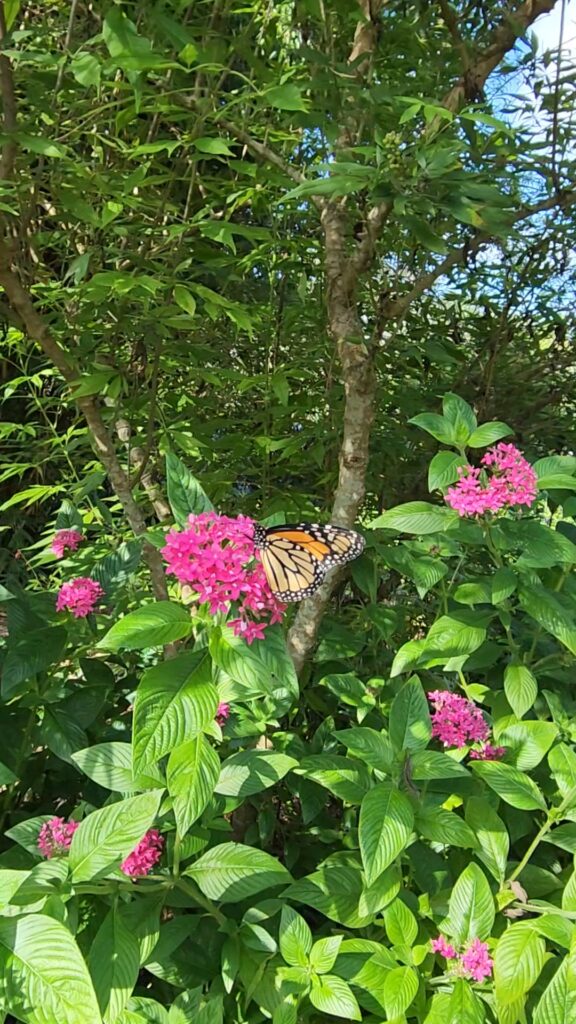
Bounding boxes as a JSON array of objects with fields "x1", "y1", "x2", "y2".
[
  {"x1": 460, "y1": 938, "x2": 493, "y2": 982},
  {"x1": 120, "y1": 829, "x2": 164, "y2": 877},
  {"x1": 431, "y1": 935, "x2": 458, "y2": 959},
  {"x1": 56, "y1": 577, "x2": 103, "y2": 617},
  {"x1": 216, "y1": 701, "x2": 230, "y2": 726},
  {"x1": 161, "y1": 513, "x2": 284, "y2": 642},
  {"x1": 51, "y1": 529, "x2": 84, "y2": 558},
  {"x1": 428, "y1": 690, "x2": 490, "y2": 748},
  {"x1": 446, "y1": 443, "x2": 537, "y2": 517},
  {"x1": 470, "y1": 743, "x2": 506, "y2": 761},
  {"x1": 38, "y1": 816, "x2": 79, "y2": 857}
]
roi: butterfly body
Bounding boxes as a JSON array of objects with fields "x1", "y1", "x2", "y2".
[{"x1": 254, "y1": 522, "x2": 365, "y2": 602}]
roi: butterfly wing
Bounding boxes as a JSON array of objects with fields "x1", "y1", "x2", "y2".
[{"x1": 254, "y1": 523, "x2": 365, "y2": 602}]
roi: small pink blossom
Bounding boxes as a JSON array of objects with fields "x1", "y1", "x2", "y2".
[
  {"x1": 446, "y1": 443, "x2": 537, "y2": 517},
  {"x1": 161, "y1": 513, "x2": 284, "y2": 642},
  {"x1": 51, "y1": 529, "x2": 84, "y2": 558},
  {"x1": 56, "y1": 577, "x2": 103, "y2": 617},
  {"x1": 428, "y1": 690, "x2": 490, "y2": 748},
  {"x1": 431, "y1": 935, "x2": 457, "y2": 959},
  {"x1": 469, "y1": 743, "x2": 506, "y2": 761},
  {"x1": 461, "y1": 938, "x2": 493, "y2": 982},
  {"x1": 38, "y1": 816, "x2": 79, "y2": 858},
  {"x1": 121, "y1": 829, "x2": 164, "y2": 878},
  {"x1": 216, "y1": 701, "x2": 230, "y2": 727}
]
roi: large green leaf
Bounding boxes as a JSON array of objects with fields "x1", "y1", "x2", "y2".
[
  {"x1": 334, "y1": 727, "x2": 394, "y2": 773},
  {"x1": 494, "y1": 923, "x2": 546, "y2": 1005},
  {"x1": 369, "y1": 501, "x2": 458, "y2": 534},
  {"x1": 443, "y1": 862, "x2": 495, "y2": 943},
  {"x1": 519, "y1": 584, "x2": 576, "y2": 655},
  {"x1": 210, "y1": 624, "x2": 298, "y2": 715},
  {"x1": 72, "y1": 742, "x2": 137, "y2": 792},
  {"x1": 465, "y1": 797, "x2": 509, "y2": 883},
  {"x1": 389, "y1": 675, "x2": 431, "y2": 753},
  {"x1": 215, "y1": 750, "x2": 297, "y2": 798},
  {"x1": 504, "y1": 664, "x2": 538, "y2": 718},
  {"x1": 446, "y1": 979, "x2": 486, "y2": 1024},
  {"x1": 310, "y1": 974, "x2": 361, "y2": 1021},
  {"x1": 98, "y1": 601, "x2": 193, "y2": 652},
  {"x1": 285, "y1": 859, "x2": 388, "y2": 928},
  {"x1": 0, "y1": 913, "x2": 101, "y2": 1023},
  {"x1": 297, "y1": 755, "x2": 371, "y2": 804},
  {"x1": 409, "y1": 750, "x2": 470, "y2": 780},
  {"x1": 165, "y1": 452, "x2": 214, "y2": 525},
  {"x1": 416, "y1": 807, "x2": 477, "y2": 848},
  {"x1": 382, "y1": 966, "x2": 418, "y2": 1018},
  {"x1": 2, "y1": 625, "x2": 67, "y2": 699},
  {"x1": 69, "y1": 790, "x2": 163, "y2": 881},
  {"x1": 534, "y1": 952, "x2": 576, "y2": 1023},
  {"x1": 279, "y1": 906, "x2": 312, "y2": 967},
  {"x1": 549, "y1": 745, "x2": 576, "y2": 802},
  {"x1": 359, "y1": 783, "x2": 414, "y2": 884},
  {"x1": 133, "y1": 651, "x2": 217, "y2": 772},
  {"x1": 88, "y1": 907, "x2": 140, "y2": 1023},
  {"x1": 167, "y1": 736, "x2": 220, "y2": 835},
  {"x1": 471, "y1": 760, "x2": 547, "y2": 810},
  {"x1": 184, "y1": 843, "x2": 291, "y2": 902}
]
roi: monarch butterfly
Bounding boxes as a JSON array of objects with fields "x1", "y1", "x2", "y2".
[{"x1": 253, "y1": 522, "x2": 365, "y2": 602}]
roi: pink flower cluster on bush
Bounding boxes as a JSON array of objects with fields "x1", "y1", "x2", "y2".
[
  {"x1": 121, "y1": 829, "x2": 164, "y2": 877},
  {"x1": 216, "y1": 701, "x2": 230, "y2": 727},
  {"x1": 37, "y1": 816, "x2": 79, "y2": 857},
  {"x1": 428, "y1": 691, "x2": 504, "y2": 760},
  {"x1": 432, "y1": 935, "x2": 493, "y2": 982},
  {"x1": 51, "y1": 529, "x2": 84, "y2": 558},
  {"x1": 161, "y1": 512, "x2": 284, "y2": 643},
  {"x1": 446, "y1": 443, "x2": 537, "y2": 517},
  {"x1": 56, "y1": 577, "x2": 103, "y2": 618}
]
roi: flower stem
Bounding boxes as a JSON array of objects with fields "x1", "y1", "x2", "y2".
[{"x1": 507, "y1": 783, "x2": 576, "y2": 884}]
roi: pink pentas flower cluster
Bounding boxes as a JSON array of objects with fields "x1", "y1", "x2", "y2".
[
  {"x1": 216, "y1": 701, "x2": 230, "y2": 727},
  {"x1": 38, "y1": 816, "x2": 79, "y2": 857},
  {"x1": 56, "y1": 577, "x2": 103, "y2": 618},
  {"x1": 51, "y1": 529, "x2": 84, "y2": 558},
  {"x1": 429, "y1": 690, "x2": 490, "y2": 748},
  {"x1": 161, "y1": 512, "x2": 285, "y2": 643},
  {"x1": 446, "y1": 443, "x2": 537, "y2": 517},
  {"x1": 120, "y1": 829, "x2": 164, "y2": 877},
  {"x1": 469, "y1": 743, "x2": 506, "y2": 761},
  {"x1": 432, "y1": 934, "x2": 493, "y2": 982}
]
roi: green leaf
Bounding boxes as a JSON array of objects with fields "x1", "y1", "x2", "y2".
[
  {"x1": 497, "y1": 721, "x2": 558, "y2": 771},
  {"x1": 416, "y1": 807, "x2": 477, "y2": 848},
  {"x1": 420, "y1": 613, "x2": 488, "y2": 662},
  {"x1": 70, "y1": 52, "x2": 101, "y2": 87},
  {"x1": 2, "y1": 625, "x2": 67, "y2": 699},
  {"x1": 384, "y1": 898, "x2": 418, "y2": 946},
  {"x1": 133, "y1": 652, "x2": 217, "y2": 772},
  {"x1": 69, "y1": 790, "x2": 163, "y2": 882},
  {"x1": 534, "y1": 952, "x2": 576, "y2": 1023},
  {"x1": 173, "y1": 285, "x2": 197, "y2": 317},
  {"x1": 18, "y1": 133, "x2": 68, "y2": 158},
  {"x1": 428, "y1": 451, "x2": 466, "y2": 491},
  {"x1": 382, "y1": 966, "x2": 419, "y2": 1018},
  {"x1": 389, "y1": 675, "x2": 431, "y2": 753},
  {"x1": 465, "y1": 797, "x2": 509, "y2": 883},
  {"x1": 193, "y1": 137, "x2": 235, "y2": 156},
  {"x1": 184, "y1": 843, "x2": 291, "y2": 902},
  {"x1": 72, "y1": 742, "x2": 137, "y2": 792},
  {"x1": 409, "y1": 750, "x2": 470, "y2": 780},
  {"x1": 533, "y1": 455, "x2": 576, "y2": 478},
  {"x1": 538, "y1": 475, "x2": 576, "y2": 492},
  {"x1": 442, "y1": 393, "x2": 477, "y2": 442},
  {"x1": 297, "y1": 755, "x2": 371, "y2": 804},
  {"x1": 543, "y1": 824, "x2": 576, "y2": 854},
  {"x1": 279, "y1": 906, "x2": 312, "y2": 967},
  {"x1": 265, "y1": 84, "x2": 308, "y2": 111},
  {"x1": 92, "y1": 540, "x2": 142, "y2": 592},
  {"x1": 549, "y1": 745, "x2": 576, "y2": 801},
  {"x1": 309, "y1": 974, "x2": 361, "y2": 1021},
  {"x1": 215, "y1": 750, "x2": 298, "y2": 798},
  {"x1": 334, "y1": 727, "x2": 394, "y2": 772},
  {"x1": 504, "y1": 664, "x2": 538, "y2": 718},
  {"x1": 88, "y1": 908, "x2": 140, "y2": 1023},
  {"x1": 286, "y1": 860, "x2": 376, "y2": 928},
  {"x1": 165, "y1": 452, "x2": 214, "y2": 525},
  {"x1": 167, "y1": 736, "x2": 220, "y2": 835},
  {"x1": 359, "y1": 782, "x2": 414, "y2": 885},
  {"x1": 310, "y1": 936, "x2": 342, "y2": 974},
  {"x1": 444, "y1": 863, "x2": 495, "y2": 943},
  {"x1": 467, "y1": 421, "x2": 513, "y2": 447},
  {"x1": 0, "y1": 913, "x2": 101, "y2": 1024},
  {"x1": 403, "y1": 214, "x2": 448, "y2": 254},
  {"x1": 210, "y1": 624, "x2": 298, "y2": 715},
  {"x1": 408, "y1": 412, "x2": 455, "y2": 444},
  {"x1": 97, "y1": 602, "x2": 193, "y2": 652},
  {"x1": 519, "y1": 584, "x2": 576, "y2": 655},
  {"x1": 471, "y1": 760, "x2": 547, "y2": 810},
  {"x1": 446, "y1": 979, "x2": 486, "y2": 1024},
  {"x1": 495, "y1": 923, "x2": 546, "y2": 1005},
  {"x1": 370, "y1": 501, "x2": 458, "y2": 534}
]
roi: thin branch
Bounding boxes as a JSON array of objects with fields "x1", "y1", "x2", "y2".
[
  {"x1": 0, "y1": 1, "x2": 17, "y2": 180},
  {"x1": 54, "y1": 0, "x2": 80, "y2": 95},
  {"x1": 551, "y1": 0, "x2": 567, "y2": 190},
  {"x1": 130, "y1": 339, "x2": 162, "y2": 489},
  {"x1": 0, "y1": 244, "x2": 170, "y2": 602},
  {"x1": 386, "y1": 188, "x2": 576, "y2": 317}
]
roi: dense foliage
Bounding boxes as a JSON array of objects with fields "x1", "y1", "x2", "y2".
[{"x1": 2, "y1": 1, "x2": 576, "y2": 1023}]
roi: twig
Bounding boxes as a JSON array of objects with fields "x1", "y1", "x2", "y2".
[
  {"x1": 551, "y1": 0, "x2": 567, "y2": 191},
  {"x1": 54, "y1": 0, "x2": 79, "y2": 96},
  {"x1": 130, "y1": 339, "x2": 162, "y2": 489}
]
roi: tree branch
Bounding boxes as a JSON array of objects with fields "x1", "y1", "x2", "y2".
[
  {"x1": 0, "y1": 244, "x2": 170, "y2": 601},
  {"x1": 0, "y1": 2, "x2": 17, "y2": 181}
]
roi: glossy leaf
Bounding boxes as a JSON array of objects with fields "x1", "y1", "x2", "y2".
[{"x1": 359, "y1": 782, "x2": 414, "y2": 884}]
